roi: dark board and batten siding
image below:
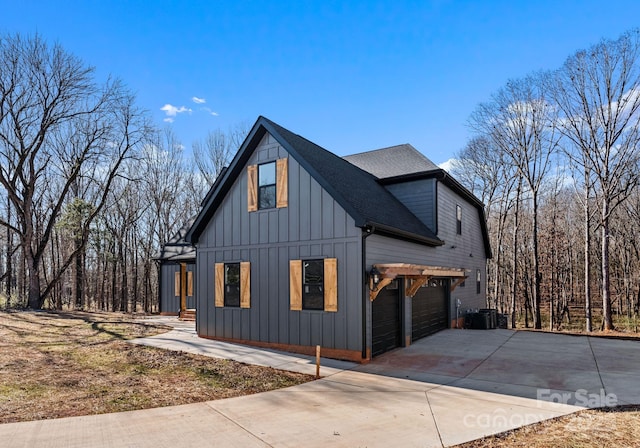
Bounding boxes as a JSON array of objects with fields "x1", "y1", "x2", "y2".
[
  {"x1": 196, "y1": 133, "x2": 363, "y2": 355},
  {"x1": 385, "y1": 178, "x2": 437, "y2": 233},
  {"x1": 366, "y1": 180, "x2": 488, "y2": 328},
  {"x1": 159, "y1": 263, "x2": 196, "y2": 313}
]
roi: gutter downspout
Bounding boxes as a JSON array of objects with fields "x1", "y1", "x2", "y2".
[{"x1": 361, "y1": 226, "x2": 374, "y2": 360}]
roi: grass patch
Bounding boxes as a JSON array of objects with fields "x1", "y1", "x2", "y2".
[
  {"x1": 0, "y1": 310, "x2": 313, "y2": 423},
  {"x1": 454, "y1": 405, "x2": 640, "y2": 448}
]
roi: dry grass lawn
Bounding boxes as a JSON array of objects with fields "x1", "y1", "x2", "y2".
[
  {"x1": 454, "y1": 405, "x2": 640, "y2": 448},
  {"x1": 2, "y1": 310, "x2": 639, "y2": 448},
  {"x1": 0, "y1": 310, "x2": 312, "y2": 423}
]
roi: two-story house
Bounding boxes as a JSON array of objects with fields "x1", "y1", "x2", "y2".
[{"x1": 185, "y1": 116, "x2": 491, "y2": 362}]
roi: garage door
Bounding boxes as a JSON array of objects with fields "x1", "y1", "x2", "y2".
[
  {"x1": 412, "y1": 281, "x2": 448, "y2": 341},
  {"x1": 372, "y1": 285, "x2": 401, "y2": 357}
]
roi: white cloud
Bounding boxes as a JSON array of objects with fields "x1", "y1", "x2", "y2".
[
  {"x1": 160, "y1": 104, "x2": 192, "y2": 117},
  {"x1": 438, "y1": 158, "x2": 457, "y2": 172},
  {"x1": 159, "y1": 100, "x2": 218, "y2": 123},
  {"x1": 201, "y1": 106, "x2": 219, "y2": 116}
]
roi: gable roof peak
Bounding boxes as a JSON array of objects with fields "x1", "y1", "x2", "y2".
[
  {"x1": 343, "y1": 144, "x2": 439, "y2": 179},
  {"x1": 187, "y1": 116, "x2": 442, "y2": 246}
]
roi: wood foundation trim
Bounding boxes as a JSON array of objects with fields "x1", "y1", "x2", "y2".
[{"x1": 198, "y1": 334, "x2": 369, "y2": 363}]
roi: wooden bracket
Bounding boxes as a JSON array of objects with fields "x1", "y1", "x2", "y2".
[
  {"x1": 405, "y1": 276, "x2": 429, "y2": 298},
  {"x1": 450, "y1": 276, "x2": 468, "y2": 292},
  {"x1": 369, "y1": 278, "x2": 394, "y2": 301}
]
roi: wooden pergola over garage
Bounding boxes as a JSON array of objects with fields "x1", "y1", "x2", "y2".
[
  {"x1": 369, "y1": 263, "x2": 468, "y2": 301},
  {"x1": 369, "y1": 263, "x2": 469, "y2": 357}
]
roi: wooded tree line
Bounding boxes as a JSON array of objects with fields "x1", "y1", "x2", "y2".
[
  {"x1": 3, "y1": 30, "x2": 640, "y2": 334},
  {"x1": 0, "y1": 34, "x2": 244, "y2": 312},
  {"x1": 453, "y1": 29, "x2": 640, "y2": 332}
]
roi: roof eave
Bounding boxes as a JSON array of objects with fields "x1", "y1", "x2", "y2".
[{"x1": 366, "y1": 221, "x2": 444, "y2": 247}]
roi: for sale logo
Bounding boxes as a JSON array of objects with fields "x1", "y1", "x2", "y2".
[
  {"x1": 536, "y1": 389, "x2": 618, "y2": 407},
  {"x1": 462, "y1": 407, "x2": 548, "y2": 429}
]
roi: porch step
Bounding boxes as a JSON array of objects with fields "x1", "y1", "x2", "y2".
[{"x1": 180, "y1": 309, "x2": 196, "y2": 321}]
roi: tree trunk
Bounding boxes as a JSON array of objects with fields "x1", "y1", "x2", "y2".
[
  {"x1": 26, "y1": 253, "x2": 42, "y2": 309},
  {"x1": 511, "y1": 181, "x2": 521, "y2": 329},
  {"x1": 5, "y1": 194, "x2": 12, "y2": 302},
  {"x1": 74, "y1": 237, "x2": 83, "y2": 310},
  {"x1": 602, "y1": 203, "x2": 614, "y2": 330},
  {"x1": 532, "y1": 195, "x2": 542, "y2": 329},
  {"x1": 584, "y1": 176, "x2": 592, "y2": 332}
]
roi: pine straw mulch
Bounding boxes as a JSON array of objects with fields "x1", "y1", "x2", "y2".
[
  {"x1": 0, "y1": 310, "x2": 313, "y2": 423},
  {"x1": 454, "y1": 405, "x2": 640, "y2": 448}
]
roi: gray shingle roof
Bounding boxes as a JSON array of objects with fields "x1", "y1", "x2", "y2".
[
  {"x1": 343, "y1": 144, "x2": 439, "y2": 179},
  {"x1": 154, "y1": 219, "x2": 196, "y2": 262}
]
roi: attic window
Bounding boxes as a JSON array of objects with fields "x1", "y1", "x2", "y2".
[
  {"x1": 456, "y1": 204, "x2": 462, "y2": 235},
  {"x1": 258, "y1": 162, "x2": 276, "y2": 209},
  {"x1": 247, "y1": 158, "x2": 288, "y2": 211}
]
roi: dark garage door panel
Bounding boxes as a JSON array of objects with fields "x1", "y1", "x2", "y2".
[
  {"x1": 372, "y1": 287, "x2": 401, "y2": 357},
  {"x1": 412, "y1": 284, "x2": 447, "y2": 341}
]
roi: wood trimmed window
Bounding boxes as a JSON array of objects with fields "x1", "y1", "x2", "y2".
[
  {"x1": 247, "y1": 158, "x2": 288, "y2": 211},
  {"x1": 289, "y1": 258, "x2": 337, "y2": 312},
  {"x1": 215, "y1": 262, "x2": 251, "y2": 308},
  {"x1": 456, "y1": 204, "x2": 462, "y2": 235},
  {"x1": 224, "y1": 263, "x2": 240, "y2": 307},
  {"x1": 258, "y1": 162, "x2": 276, "y2": 209},
  {"x1": 303, "y1": 259, "x2": 324, "y2": 310}
]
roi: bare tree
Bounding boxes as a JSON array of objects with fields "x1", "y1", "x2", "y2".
[
  {"x1": 192, "y1": 123, "x2": 249, "y2": 186},
  {"x1": 469, "y1": 74, "x2": 560, "y2": 329},
  {"x1": 454, "y1": 135, "x2": 518, "y2": 313},
  {"x1": 0, "y1": 34, "x2": 147, "y2": 309},
  {"x1": 552, "y1": 29, "x2": 640, "y2": 330}
]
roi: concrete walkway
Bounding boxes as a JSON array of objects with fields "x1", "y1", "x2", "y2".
[{"x1": 2, "y1": 317, "x2": 639, "y2": 447}]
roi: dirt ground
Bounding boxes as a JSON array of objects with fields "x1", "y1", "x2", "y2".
[{"x1": 0, "y1": 310, "x2": 313, "y2": 423}]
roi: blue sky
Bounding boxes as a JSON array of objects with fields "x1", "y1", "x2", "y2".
[{"x1": 3, "y1": 1, "x2": 640, "y2": 165}]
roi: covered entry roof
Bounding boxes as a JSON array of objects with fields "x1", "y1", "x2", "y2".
[{"x1": 370, "y1": 263, "x2": 468, "y2": 301}]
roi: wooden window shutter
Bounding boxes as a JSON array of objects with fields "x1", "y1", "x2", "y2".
[
  {"x1": 174, "y1": 272, "x2": 180, "y2": 297},
  {"x1": 247, "y1": 165, "x2": 258, "y2": 212},
  {"x1": 289, "y1": 260, "x2": 302, "y2": 311},
  {"x1": 214, "y1": 263, "x2": 224, "y2": 307},
  {"x1": 324, "y1": 258, "x2": 338, "y2": 312},
  {"x1": 240, "y1": 262, "x2": 251, "y2": 308},
  {"x1": 187, "y1": 271, "x2": 193, "y2": 296},
  {"x1": 276, "y1": 158, "x2": 288, "y2": 208}
]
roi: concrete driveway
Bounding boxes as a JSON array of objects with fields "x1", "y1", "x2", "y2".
[
  {"x1": 357, "y1": 329, "x2": 640, "y2": 407},
  {"x1": 2, "y1": 322, "x2": 639, "y2": 448}
]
